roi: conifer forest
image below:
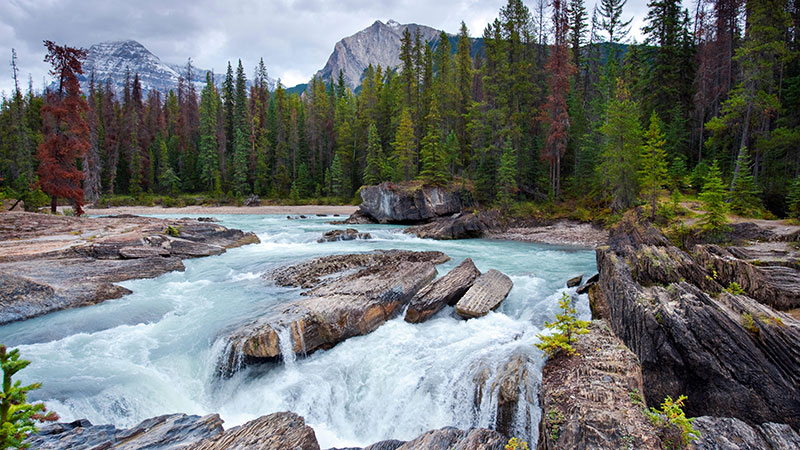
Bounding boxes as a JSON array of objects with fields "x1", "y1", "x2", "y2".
[{"x1": 2, "y1": 0, "x2": 800, "y2": 219}]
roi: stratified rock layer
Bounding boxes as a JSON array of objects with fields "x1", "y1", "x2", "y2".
[
  {"x1": 693, "y1": 416, "x2": 800, "y2": 450},
  {"x1": 404, "y1": 258, "x2": 480, "y2": 323},
  {"x1": 454, "y1": 270, "x2": 513, "y2": 319},
  {"x1": 358, "y1": 182, "x2": 465, "y2": 224},
  {"x1": 187, "y1": 412, "x2": 319, "y2": 450}
]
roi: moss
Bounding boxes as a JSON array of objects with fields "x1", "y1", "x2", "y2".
[{"x1": 742, "y1": 313, "x2": 759, "y2": 335}]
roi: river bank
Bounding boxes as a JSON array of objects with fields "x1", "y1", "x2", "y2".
[{"x1": 84, "y1": 204, "x2": 359, "y2": 216}]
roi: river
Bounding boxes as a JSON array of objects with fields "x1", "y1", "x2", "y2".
[{"x1": 0, "y1": 214, "x2": 596, "y2": 448}]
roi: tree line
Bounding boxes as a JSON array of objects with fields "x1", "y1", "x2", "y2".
[{"x1": 1, "y1": 0, "x2": 800, "y2": 218}]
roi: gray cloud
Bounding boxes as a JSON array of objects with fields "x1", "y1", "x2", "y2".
[{"x1": 1, "y1": 0, "x2": 674, "y2": 96}]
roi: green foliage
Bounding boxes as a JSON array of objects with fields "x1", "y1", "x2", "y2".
[
  {"x1": 1, "y1": 346, "x2": 58, "y2": 449},
  {"x1": 546, "y1": 408, "x2": 565, "y2": 443},
  {"x1": 638, "y1": 111, "x2": 669, "y2": 219},
  {"x1": 198, "y1": 72, "x2": 221, "y2": 191},
  {"x1": 600, "y1": 80, "x2": 642, "y2": 212},
  {"x1": 496, "y1": 139, "x2": 517, "y2": 207},
  {"x1": 645, "y1": 395, "x2": 700, "y2": 449},
  {"x1": 742, "y1": 312, "x2": 759, "y2": 335},
  {"x1": 418, "y1": 99, "x2": 449, "y2": 186},
  {"x1": 786, "y1": 175, "x2": 800, "y2": 219},
  {"x1": 729, "y1": 151, "x2": 763, "y2": 217},
  {"x1": 725, "y1": 282, "x2": 745, "y2": 295},
  {"x1": 536, "y1": 292, "x2": 590, "y2": 357},
  {"x1": 363, "y1": 123, "x2": 385, "y2": 185},
  {"x1": 164, "y1": 225, "x2": 180, "y2": 237},
  {"x1": 505, "y1": 437, "x2": 529, "y2": 450},
  {"x1": 392, "y1": 108, "x2": 416, "y2": 182},
  {"x1": 698, "y1": 161, "x2": 728, "y2": 234}
]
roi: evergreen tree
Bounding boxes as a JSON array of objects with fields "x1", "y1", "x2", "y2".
[
  {"x1": 157, "y1": 134, "x2": 180, "y2": 194},
  {"x1": 198, "y1": 72, "x2": 220, "y2": 191},
  {"x1": 418, "y1": 99, "x2": 449, "y2": 186},
  {"x1": 364, "y1": 123, "x2": 385, "y2": 185},
  {"x1": 232, "y1": 60, "x2": 250, "y2": 195},
  {"x1": 597, "y1": 0, "x2": 633, "y2": 44},
  {"x1": 729, "y1": 150, "x2": 763, "y2": 217},
  {"x1": 600, "y1": 79, "x2": 642, "y2": 211},
  {"x1": 496, "y1": 139, "x2": 517, "y2": 206},
  {"x1": 699, "y1": 160, "x2": 728, "y2": 233},
  {"x1": 330, "y1": 153, "x2": 345, "y2": 197},
  {"x1": 787, "y1": 175, "x2": 800, "y2": 219},
  {"x1": 638, "y1": 111, "x2": 669, "y2": 219},
  {"x1": 392, "y1": 108, "x2": 416, "y2": 181}
]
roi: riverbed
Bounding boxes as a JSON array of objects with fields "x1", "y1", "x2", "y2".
[{"x1": 0, "y1": 214, "x2": 596, "y2": 448}]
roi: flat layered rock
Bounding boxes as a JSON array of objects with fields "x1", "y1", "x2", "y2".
[
  {"x1": 404, "y1": 258, "x2": 480, "y2": 323},
  {"x1": 219, "y1": 250, "x2": 448, "y2": 375},
  {"x1": 0, "y1": 212, "x2": 259, "y2": 324},
  {"x1": 454, "y1": 269, "x2": 513, "y2": 319},
  {"x1": 187, "y1": 412, "x2": 319, "y2": 450},
  {"x1": 317, "y1": 228, "x2": 372, "y2": 243}
]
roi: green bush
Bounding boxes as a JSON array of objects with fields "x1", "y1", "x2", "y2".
[
  {"x1": 1, "y1": 346, "x2": 59, "y2": 449},
  {"x1": 505, "y1": 437, "x2": 529, "y2": 450},
  {"x1": 645, "y1": 395, "x2": 700, "y2": 449},
  {"x1": 536, "y1": 292, "x2": 590, "y2": 357}
]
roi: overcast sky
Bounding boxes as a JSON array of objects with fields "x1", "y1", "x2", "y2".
[{"x1": 1, "y1": 0, "x2": 675, "y2": 96}]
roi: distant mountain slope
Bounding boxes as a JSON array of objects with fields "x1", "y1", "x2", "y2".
[
  {"x1": 78, "y1": 40, "x2": 209, "y2": 94},
  {"x1": 315, "y1": 19, "x2": 444, "y2": 89}
]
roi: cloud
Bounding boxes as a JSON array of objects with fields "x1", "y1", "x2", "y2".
[{"x1": 0, "y1": 0, "x2": 674, "y2": 96}]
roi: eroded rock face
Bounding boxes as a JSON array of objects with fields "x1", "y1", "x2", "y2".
[
  {"x1": 594, "y1": 214, "x2": 800, "y2": 429},
  {"x1": 404, "y1": 212, "x2": 499, "y2": 240},
  {"x1": 0, "y1": 212, "x2": 259, "y2": 324},
  {"x1": 455, "y1": 270, "x2": 513, "y2": 319},
  {"x1": 394, "y1": 427, "x2": 506, "y2": 450},
  {"x1": 693, "y1": 416, "x2": 800, "y2": 450},
  {"x1": 218, "y1": 250, "x2": 448, "y2": 375},
  {"x1": 317, "y1": 228, "x2": 372, "y2": 243},
  {"x1": 404, "y1": 258, "x2": 480, "y2": 323},
  {"x1": 472, "y1": 352, "x2": 536, "y2": 439},
  {"x1": 187, "y1": 412, "x2": 319, "y2": 450},
  {"x1": 358, "y1": 182, "x2": 465, "y2": 224},
  {"x1": 537, "y1": 321, "x2": 662, "y2": 450},
  {"x1": 27, "y1": 413, "x2": 224, "y2": 450}
]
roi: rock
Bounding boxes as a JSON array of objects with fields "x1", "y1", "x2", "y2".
[
  {"x1": 472, "y1": 352, "x2": 536, "y2": 439},
  {"x1": 27, "y1": 413, "x2": 224, "y2": 449},
  {"x1": 362, "y1": 440, "x2": 407, "y2": 450},
  {"x1": 693, "y1": 416, "x2": 800, "y2": 450},
  {"x1": 0, "y1": 212, "x2": 259, "y2": 324},
  {"x1": 566, "y1": 274, "x2": 582, "y2": 288},
  {"x1": 454, "y1": 270, "x2": 513, "y2": 319},
  {"x1": 358, "y1": 182, "x2": 466, "y2": 224},
  {"x1": 404, "y1": 258, "x2": 480, "y2": 323},
  {"x1": 218, "y1": 250, "x2": 448, "y2": 375},
  {"x1": 187, "y1": 412, "x2": 319, "y2": 450},
  {"x1": 537, "y1": 321, "x2": 663, "y2": 450},
  {"x1": 576, "y1": 273, "x2": 598, "y2": 295},
  {"x1": 594, "y1": 213, "x2": 800, "y2": 428},
  {"x1": 694, "y1": 244, "x2": 800, "y2": 310},
  {"x1": 404, "y1": 211, "x2": 500, "y2": 240},
  {"x1": 243, "y1": 195, "x2": 261, "y2": 207},
  {"x1": 394, "y1": 427, "x2": 506, "y2": 450},
  {"x1": 317, "y1": 228, "x2": 372, "y2": 243},
  {"x1": 340, "y1": 210, "x2": 378, "y2": 225}
]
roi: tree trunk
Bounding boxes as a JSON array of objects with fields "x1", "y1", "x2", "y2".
[{"x1": 50, "y1": 196, "x2": 58, "y2": 214}]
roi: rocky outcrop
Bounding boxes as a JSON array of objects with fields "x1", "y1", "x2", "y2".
[
  {"x1": 187, "y1": 412, "x2": 319, "y2": 450},
  {"x1": 357, "y1": 182, "x2": 466, "y2": 224},
  {"x1": 27, "y1": 413, "x2": 225, "y2": 449},
  {"x1": 594, "y1": 213, "x2": 800, "y2": 429},
  {"x1": 566, "y1": 275, "x2": 582, "y2": 288},
  {"x1": 454, "y1": 270, "x2": 513, "y2": 319},
  {"x1": 339, "y1": 210, "x2": 378, "y2": 225},
  {"x1": 537, "y1": 321, "x2": 663, "y2": 450},
  {"x1": 218, "y1": 250, "x2": 448, "y2": 375},
  {"x1": 404, "y1": 212, "x2": 499, "y2": 240},
  {"x1": 404, "y1": 258, "x2": 480, "y2": 323},
  {"x1": 693, "y1": 416, "x2": 800, "y2": 450},
  {"x1": 317, "y1": 228, "x2": 372, "y2": 243},
  {"x1": 472, "y1": 352, "x2": 536, "y2": 439},
  {"x1": 0, "y1": 212, "x2": 259, "y2": 324},
  {"x1": 394, "y1": 427, "x2": 506, "y2": 450}
]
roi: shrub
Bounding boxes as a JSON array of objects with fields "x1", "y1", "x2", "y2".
[
  {"x1": 742, "y1": 312, "x2": 759, "y2": 335},
  {"x1": 725, "y1": 282, "x2": 745, "y2": 295},
  {"x1": 536, "y1": 292, "x2": 590, "y2": 357},
  {"x1": 164, "y1": 225, "x2": 180, "y2": 237},
  {"x1": 505, "y1": 437, "x2": 529, "y2": 450},
  {"x1": 1, "y1": 346, "x2": 59, "y2": 449},
  {"x1": 645, "y1": 395, "x2": 700, "y2": 449}
]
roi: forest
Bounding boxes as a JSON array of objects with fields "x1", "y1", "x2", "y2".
[{"x1": 1, "y1": 0, "x2": 800, "y2": 220}]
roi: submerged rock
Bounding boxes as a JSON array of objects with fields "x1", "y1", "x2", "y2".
[
  {"x1": 317, "y1": 228, "x2": 372, "y2": 243},
  {"x1": 454, "y1": 269, "x2": 513, "y2": 319},
  {"x1": 565, "y1": 274, "x2": 582, "y2": 288},
  {"x1": 0, "y1": 212, "x2": 259, "y2": 324},
  {"x1": 27, "y1": 413, "x2": 224, "y2": 449},
  {"x1": 404, "y1": 258, "x2": 480, "y2": 323},
  {"x1": 537, "y1": 320, "x2": 663, "y2": 450},
  {"x1": 187, "y1": 412, "x2": 319, "y2": 450},
  {"x1": 693, "y1": 416, "x2": 800, "y2": 450},
  {"x1": 357, "y1": 182, "x2": 466, "y2": 224},
  {"x1": 576, "y1": 273, "x2": 598, "y2": 295},
  {"x1": 594, "y1": 213, "x2": 800, "y2": 428},
  {"x1": 218, "y1": 250, "x2": 448, "y2": 375}
]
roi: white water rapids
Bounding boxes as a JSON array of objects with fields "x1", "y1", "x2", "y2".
[{"x1": 0, "y1": 215, "x2": 596, "y2": 448}]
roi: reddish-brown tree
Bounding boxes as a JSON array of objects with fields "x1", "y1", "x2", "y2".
[
  {"x1": 36, "y1": 40, "x2": 89, "y2": 215},
  {"x1": 541, "y1": 0, "x2": 576, "y2": 197}
]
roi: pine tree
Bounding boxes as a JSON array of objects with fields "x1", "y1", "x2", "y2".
[
  {"x1": 364, "y1": 123, "x2": 385, "y2": 185},
  {"x1": 330, "y1": 153, "x2": 345, "y2": 197},
  {"x1": 392, "y1": 108, "x2": 416, "y2": 181},
  {"x1": 37, "y1": 41, "x2": 90, "y2": 215},
  {"x1": 600, "y1": 79, "x2": 642, "y2": 211},
  {"x1": 496, "y1": 139, "x2": 517, "y2": 206},
  {"x1": 198, "y1": 71, "x2": 220, "y2": 191},
  {"x1": 729, "y1": 150, "x2": 763, "y2": 217},
  {"x1": 157, "y1": 134, "x2": 180, "y2": 194},
  {"x1": 699, "y1": 161, "x2": 728, "y2": 233},
  {"x1": 232, "y1": 60, "x2": 250, "y2": 195},
  {"x1": 787, "y1": 175, "x2": 800, "y2": 219},
  {"x1": 597, "y1": 0, "x2": 633, "y2": 44},
  {"x1": 638, "y1": 111, "x2": 668, "y2": 219},
  {"x1": 418, "y1": 99, "x2": 449, "y2": 186}
]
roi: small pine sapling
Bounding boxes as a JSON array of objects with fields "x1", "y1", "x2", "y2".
[
  {"x1": 698, "y1": 161, "x2": 728, "y2": 234},
  {"x1": 645, "y1": 395, "x2": 700, "y2": 449},
  {"x1": 536, "y1": 292, "x2": 590, "y2": 357}
]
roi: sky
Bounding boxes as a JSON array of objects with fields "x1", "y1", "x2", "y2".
[{"x1": 0, "y1": 0, "x2": 673, "y2": 96}]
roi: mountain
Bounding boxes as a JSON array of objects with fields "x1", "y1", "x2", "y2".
[
  {"x1": 315, "y1": 19, "x2": 444, "y2": 90},
  {"x1": 78, "y1": 40, "x2": 210, "y2": 94}
]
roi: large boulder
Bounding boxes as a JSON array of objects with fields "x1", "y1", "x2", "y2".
[
  {"x1": 472, "y1": 352, "x2": 536, "y2": 440},
  {"x1": 395, "y1": 427, "x2": 506, "y2": 450},
  {"x1": 454, "y1": 270, "x2": 513, "y2": 319},
  {"x1": 27, "y1": 413, "x2": 225, "y2": 449},
  {"x1": 537, "y1": 321, "x2": 663, "y2": 450},
  {"x1": 693, "y1": 416, "x2": 800, "y2": 450},
  {"x1": 357, "y1": 182, "x2": 465, "y2": 224},
  {"x1": 187, "y1": 412, "x2": 319, "y2": 450},
  {"x1": 218, "y1": 250, "x2": 449, "y2": 375},
  {"x1": 404, "y1": 258, "x2": 480, "y2": 323},
  {"x1": 317, "y1": 228, "x2": 372, "y2": 243},
  {"x1": 404, "y1": 212, "x2": 500, "y2": 240},
  {"x1": 593, "y1": 214, "x2": 800, "y2": 429}
]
